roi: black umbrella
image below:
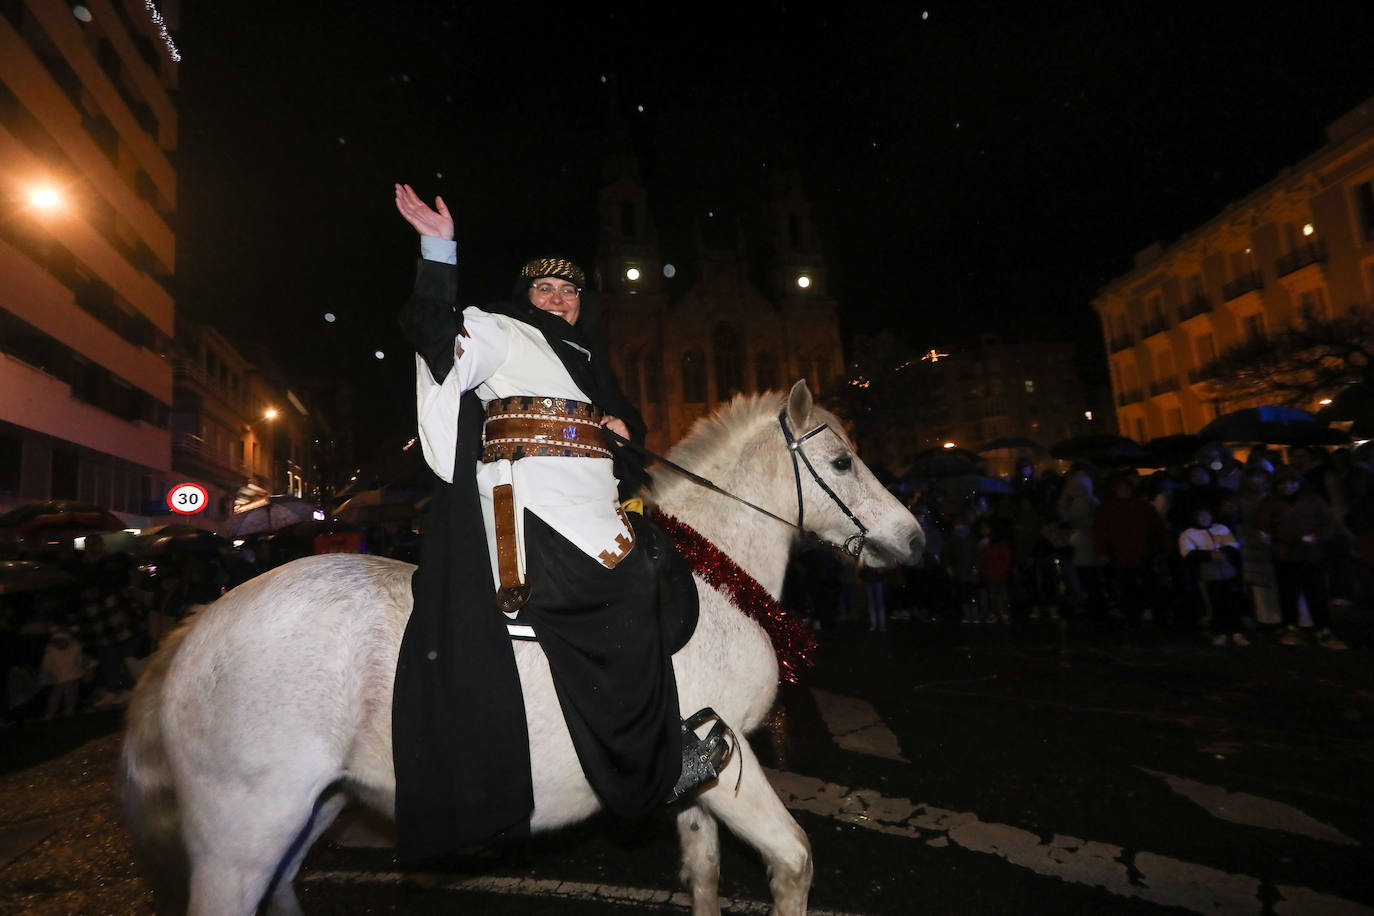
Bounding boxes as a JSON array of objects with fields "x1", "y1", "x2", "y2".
[
  {"x1": 1145, "y1": 434, "x2": 1205, "y2": 467},
  {"x1": 1198, "y1": 406, "x2": 1349, "y2": 445},
  {"x1": 0, "y1": 499, "x2": 125, "y2": 535},
  {"x1": 1050, "y1": 435, "x2": 1150, "y2": 465},
  {"x1": 134, "y1": 525, "x2": 229, "y2": 555},
  {"x1": 975, "y1": 436, "x2": 1044, "y2": 454}
]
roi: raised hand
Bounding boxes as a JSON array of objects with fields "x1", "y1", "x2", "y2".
[{"x1": 394, "y1": 183, "x2": 454, "y2": 240}]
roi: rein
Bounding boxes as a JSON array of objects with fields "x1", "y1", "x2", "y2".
[{"x1": 606, "y1": 412, "x2": 869, "y2": 560}]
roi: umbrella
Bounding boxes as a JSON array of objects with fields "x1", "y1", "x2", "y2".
[
  {"x1": 907, "y1": 447, "x2": 981, "y2": 478},
  {"x1": 1198, "y1": 406, "x2": 1350, "y2": 445},
  {"x1": 1144, "y1": 434, "x2": 1204, "y2": 467},
  {"x1": 1050, "y1": 435, "x2": 1151, "y2": 466},
  {"x1": 1317, "y1": 382, "x2": 1374, "y2": 438},
  {"x1": 0, "y1": 560, "x2": 76, "y2": 596},
  {"x1": 0, "y1": 499, "x2": 125, "y2": 536},
  {"x1": 274, "y1": 518, "x2": 362, "y2": 539},
  {"x1": 333, "y1": 487, "x2": 424, "y2": 525},
  {"x1": 134, "y1": 524, "x2": 229, "y2": 555},
  {"x1": 975, "y1": 436, "x2": 1043, "y2": 454},
  {"x1": 221, "y1": 495, "x2": 320, "y2": 537}
]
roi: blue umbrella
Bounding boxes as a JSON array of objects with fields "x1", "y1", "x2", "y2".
[{"x1": 1198, "y1": 406, "x2": 1348, "y2": 445}]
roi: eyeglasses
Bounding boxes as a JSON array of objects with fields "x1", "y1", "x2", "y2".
[{"x1": 531, "y1": 282, "x2": 580, "y2": 300}]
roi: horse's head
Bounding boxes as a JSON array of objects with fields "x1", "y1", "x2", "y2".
[{"x1": 780, "y1": 380, "x2": 923, "y2": 569}]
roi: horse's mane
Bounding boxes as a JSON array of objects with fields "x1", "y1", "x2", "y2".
[{"x1": 664, "y1": 390, "x2": 786, "y2": 474}]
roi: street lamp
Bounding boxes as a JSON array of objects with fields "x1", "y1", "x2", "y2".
[{"x1": 29, "y1": 188, "x2": 61, "y2": 208}]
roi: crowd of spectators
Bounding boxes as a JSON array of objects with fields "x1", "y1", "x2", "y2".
[{"x1": 797, "y1": 446, "x2": 1373, "y2": 649}]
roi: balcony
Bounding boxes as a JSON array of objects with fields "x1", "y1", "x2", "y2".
[
  {"x1": 1148, "y1": 377, "x2": 1179, "y2": 397},
  {"x1": 1222, "y1": 271, "x2": 1264, "y2": 302},
  {"x1": 1275, "y1": 240, "x2": 1327, "y2": 277},
  {"x1": 1188, "y1": 362, "x2": 1219, "y2": 384},
  {"x1": 1178, "y1": 295, "x2": 1211, "y2": 322},
  {"x1": 173, "y1": 433, "x2": 251, "y2": 489},
  {"x1": 1115, "y1": 388, "x2": 1143, "y2": 407},
  {"x1": 1109, "y1": 334, "x2": 1135, "y2": 353},
  {"x1": 1140, "y1": 315, "x2": 1169, "y2": 338}
]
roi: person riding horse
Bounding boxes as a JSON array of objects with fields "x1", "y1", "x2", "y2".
[{"x1": 391, "y1": 184, "x2": 730, "y2": 858}]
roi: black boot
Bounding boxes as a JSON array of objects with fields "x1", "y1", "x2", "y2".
[{"x1": 667, "y1": 707, "x2": 735, "y2": 803}]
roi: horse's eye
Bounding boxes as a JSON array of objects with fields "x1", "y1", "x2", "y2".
[{"x1": 831, "y1": 455, "x2": 852, "y2": 472}]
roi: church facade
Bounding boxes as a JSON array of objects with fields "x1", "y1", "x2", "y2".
[{"x1": 595, "y1": 164, "x2": 845, "y2": 454}]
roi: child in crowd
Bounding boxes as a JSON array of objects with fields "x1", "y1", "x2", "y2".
[
  {"x1": 41, "y1": 627, "x2": 86, "y2": 719},
  {"x1": 977, "y1": 518, "x2": 1014, "y2": 624},
  {"x1": 1179, "y1": 507, "x2": 1246, "y2": 646}
]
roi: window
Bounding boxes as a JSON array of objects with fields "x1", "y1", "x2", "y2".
[
  {"x1": 643, "y1": 354, "x2": 662, "y2": 404},
  {"x1": 713, "y1": 325, "x2": 741, "y2": 398},
  {"x1": 1298, "y1": 288, "x2": 1328, "y2": 322},
  {"x1": 755, "y1": 352, "x2": 777, "y2": 391},
  {"x1": 52, "y1": 450, "x2": 78, "y2": 499},
  {"x1": 1194, "y1": 333, "x2": 1215, "y2": 365},
  {"x1": 0, "y1": 434, "x2": 20, "y2": 493},
  {"x1": 620, "y1": 200, "x2": 636, "y2": 238},
  {"x1": 1355, "y1": 181, "x2": 1374, "y2": 243},
  {"x1": 1024, "y1": 379, "x2": 1035, "y2": 393},
  {"x1": 681, "y1": 350, "x2": 706, "y2": 402},
  {"x1": 1134, "y1": 418, "x2": 1147, "y2": 442},
  {"x1": 1243, "y1": 313, "x2": 1266, "y2": 342}
]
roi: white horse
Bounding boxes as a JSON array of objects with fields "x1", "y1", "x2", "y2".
[{"x1": 121, "y1": 381, "x2": 923, "y2": 916}]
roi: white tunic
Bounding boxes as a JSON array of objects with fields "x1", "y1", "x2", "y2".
[{"x1": 415, "y1": 305, "x2": 634, "y2": 589}]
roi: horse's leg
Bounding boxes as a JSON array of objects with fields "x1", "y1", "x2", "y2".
[
  {"x1": 677, "y1": 803, "x2": 722, "y2": 916},
  {"x1": 263, "y1": 787, "x2": 350, "y2": 916},
  {"x1": 697, "y1": 740, "x2": 812, "y2": 916},
  {"x1": 182, "y1": 758, "x2": 338, "y2": 916}
]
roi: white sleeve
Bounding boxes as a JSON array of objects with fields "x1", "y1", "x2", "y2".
[{"x1": 415, "y1": 308, "x2": 512, "y2": 482}]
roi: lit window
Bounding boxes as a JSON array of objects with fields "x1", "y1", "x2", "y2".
[{"x1": 1024, "y1": 379, "x2": 1035, "y2": 393}]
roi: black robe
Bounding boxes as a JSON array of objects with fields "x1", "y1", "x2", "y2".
[{"x1": 391, "y1": 258, "x2": 683, "y2": 859}]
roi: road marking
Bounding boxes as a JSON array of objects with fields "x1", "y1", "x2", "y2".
[
  {"x1": 765, "y1": 769, "x2": 1372, "y2": 916},
  {"x1": 809, "y1": 689, "x2": 907, "y2": 762},
  {"x1": 1139, "y1": 768, "x2": 1359, "y2": 846},
  {"x1": 302, "y1": 871, "x2": 868, "y2": 915}
]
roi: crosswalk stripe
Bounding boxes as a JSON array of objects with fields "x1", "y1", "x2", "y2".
[
  {"x1": 765, "y1": 768, "x2": 1372, "y2": 916},
  {"x1": 809, "y1": 688, "x2": 908, "y2": 762},
  {"x1": 1139, "y1": 768, "x2": 1359, "y2": 846},
  {"x1": 301, "y1": 871, "x2": 869, "y2": 915}
]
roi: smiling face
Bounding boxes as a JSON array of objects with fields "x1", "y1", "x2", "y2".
[{"x1": 528, "y1": 277, "x2": 581, "y2": 325}]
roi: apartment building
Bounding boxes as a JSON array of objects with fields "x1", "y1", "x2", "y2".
[
  {"x1": 1094, "y1": 95, "x2": 1374, "y2": 441},
  {"x1": 0, "y1": 0, "x2": 179, "y2": 516}
]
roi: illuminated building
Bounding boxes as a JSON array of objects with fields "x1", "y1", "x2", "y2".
[
  {"x1": 0, "y1": 0, "x2": 178, "y2": 516},
  {"x1": 597, "y1": 160, "x2": 844, "y2": 454},
  {"x1": 1094, "y1": 95, "x2": 1374, "y2": 441}
]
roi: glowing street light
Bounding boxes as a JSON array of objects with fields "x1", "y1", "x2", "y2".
[
  {"x1": 30, "y1": 188, "x2": 61, "y2": 208},
  {"x1": 797, "y1": 274, "x2": 811, "y2": 289},
  {"x1": 625, "y1": 267, "x2": 640, "y2": 281},
  {"x1": 263, "y1": 407, "x2": 278, "y2": 420}
]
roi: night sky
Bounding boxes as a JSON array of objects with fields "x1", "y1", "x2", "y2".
[{"x1": 174, "y1": 2, "x2": 1374, "y2": 459}]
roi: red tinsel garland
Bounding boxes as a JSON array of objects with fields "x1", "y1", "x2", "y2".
[{"x1": 654, "y1": 511, "x2": 817, "y2": 685}]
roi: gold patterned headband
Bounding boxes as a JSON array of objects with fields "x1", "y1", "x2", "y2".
[{"x1": 519, "y1": 257, "x2": 586, "y2": 289}]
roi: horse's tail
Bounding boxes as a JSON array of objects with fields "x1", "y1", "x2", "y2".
[{"x1": 120, "y1": 612, "x2": 199, "y2": 914}]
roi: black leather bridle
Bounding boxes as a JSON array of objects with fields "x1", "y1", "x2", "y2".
[
  {"x1": 777, "y1": 410, "x2": 868, "y2": 559},
  {"x1": 605, "y1": 412, "x2": 871, "y2": 559}
]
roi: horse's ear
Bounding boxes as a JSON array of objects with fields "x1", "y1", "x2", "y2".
[{"x1": 786, "y1": 379, "x2": 813, "y2": 430}]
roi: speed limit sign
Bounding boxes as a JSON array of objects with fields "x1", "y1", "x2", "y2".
[{"x1": 168, "y1": 482, "x2": 208, "y2": 515}]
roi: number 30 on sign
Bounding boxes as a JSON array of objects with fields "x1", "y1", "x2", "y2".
[{"x1": 168, "y1": 482, "x2": 208, "y2": 515}]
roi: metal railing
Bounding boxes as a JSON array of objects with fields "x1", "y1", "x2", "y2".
[
  {"x1": 1178, "y1": 295, "x2": 1211, "y2": 321},
  {"x1": 1109, "y1": 334, "x2": 1135, "y2": 353},
  {"x1": 1148, "y1": 377, "x2": 1178, "y2": 397},
  {"x1": 1140, "y1": 315, "x2": 1169, "y2": 338},
  {"x1": 1275, "y1": 240, "x2": 1327, "y2": 277},
  {"x1": 1115, "y1": 388, "x2": 1143, "y2": 407},
  {"x1": 1222, "y1": 271, "x2": 1264, "y2": 301}
]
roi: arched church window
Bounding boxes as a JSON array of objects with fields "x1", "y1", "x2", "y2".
[
  {"x1": 754, "y1": 351, "x2": 777, "y2": 392},
  {"x1": 714, "y1": 325, "x2": 741, "y2": 398},
  {"x1": 682, "y1": 350, "x2": 706, "y2": 403}
]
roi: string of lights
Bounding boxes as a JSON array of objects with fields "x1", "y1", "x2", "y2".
[{"x1": 144, "y1": 0, "x2": 181, "y2": 62}]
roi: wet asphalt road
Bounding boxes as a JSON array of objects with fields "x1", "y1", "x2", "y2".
[{"x1": 2, "y1": 613, "x2": 1372, "y2": 915}]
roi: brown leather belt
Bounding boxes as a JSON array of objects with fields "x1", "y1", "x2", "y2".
[{"x1": 481, "y1": 395, "x2": 612, "y2": 462}]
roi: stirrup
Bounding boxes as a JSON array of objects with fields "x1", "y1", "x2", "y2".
[{"x1": 667, "y1": 707, "x2": 736, "y2": 804}]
